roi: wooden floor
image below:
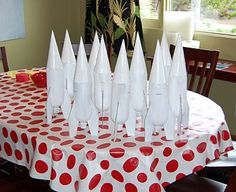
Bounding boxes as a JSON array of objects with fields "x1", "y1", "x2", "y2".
[{"x1": 0, "y1": 162, "x2": 54, "y2": 192}]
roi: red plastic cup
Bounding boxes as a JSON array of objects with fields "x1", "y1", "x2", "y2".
[
  {"x1": 16, "y1": 73, "x2": 30, "y2": 82},
  {"x1": 31, "y1": 72, "x2": 47, "y2": 88}
]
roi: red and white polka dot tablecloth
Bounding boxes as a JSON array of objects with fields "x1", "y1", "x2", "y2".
[{"x1": 0, "y1": 69, "x2": 234, "y2": 192}]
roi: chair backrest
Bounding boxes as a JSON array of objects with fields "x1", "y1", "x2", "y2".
[
  {"x1": 170, "y1": 44, "x2": 219, "y2": 97},
  {"x1": 0, "y1": 46, "x2": 9, "y2": 72},
  {"x1": 72, "y1": 43, "x2": 113, "y2": 65}
]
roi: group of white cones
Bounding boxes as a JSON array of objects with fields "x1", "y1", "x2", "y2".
[{"x1": 46, "y1": 30, "x2": 189, "y2": 142}]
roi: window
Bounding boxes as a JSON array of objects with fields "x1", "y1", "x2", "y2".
[
  {"x1": 140, "y1": 0, "x2": 160, "y2": 19},
  {"x1": 169, "y1": 0, "x2": 236, "y2": 35}
]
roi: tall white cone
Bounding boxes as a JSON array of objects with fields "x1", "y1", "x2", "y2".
[
  {"x1": 94, "y1": 36, "x2": 112, "y2": 122},
  {"x1": 61, "y1": 29, "x2": 76, "y2": 99},
  {"x1": 46, "y1": 31, "x2": 71, "y2": 124},
  {"x1": 88, "y1": 32, "x2": 100, "y2": 101},
  {"x1": 68, "y1": 37, "x2": 98, "y2": 137},
  {"x1": 145, "y1": 40, "x2": 169, "y2": 141},
  {"x1": 161, "y1": 31, "x2": 172, "y2": 81},
  {"x1": 165, "y1": 34, "x2": 189, "y2": 140},
  {"x1": 111, "y1": 40, "x2": 130, "y2": 134},
  {"x1": 126, "y1": 33, "x2": 147, "y2": 136}
]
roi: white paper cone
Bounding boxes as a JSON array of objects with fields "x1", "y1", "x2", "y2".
[
  {"x1": 94, "y1": 36, "x2": 112, "y2": 112},
  {"x1": 61, "y1": 29, "x2": 76, "y2": 98},
  {"x1": 69, "y1": 37, "x2": 99, "y2": 137},
  {"x1": 88, "y1": 32, "x2": 100, "y2": 101},
  {"x1": 145, "y1": 41, "x2": 169, "y2": 141},
  {"x1": 111, "y1": 40, "x2": 130, "y2": 125},
  {"x1": 161, "y1": 31, "x2": 172, "y2": 81},
  {"x1": 46, "y1": 31, "x2": 67, "y2": 123}
]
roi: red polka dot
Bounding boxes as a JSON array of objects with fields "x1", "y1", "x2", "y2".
[
  {"x1": 123, "y1": 157, "x2": 139, "y2": 173},
  {"x1": 151, "y1": 142, "x2": 163, "y2": 146},
  {"x1": 197, "y1": 142, "x2": 207, "y2": 153},
  {"x1": 140, "y1": 146, "x2": 153, "y2": 156},
  {"x1": 135, "y1": 136, "x2": 145, "y2": 142},
  {"x1": 51, "y1": 168, "x2": 56, "y2": 180},
  {"x1": 52, "y1": 118, "x2": 65, "y2": 123},
  {"x1": 175, "y1": 139, "x2": 188, "y2": 148},
  {"x1": 111, "y1": 170, "x2": 124, "y2": 182},
  {"x1": 38, "y1": 143, "x2": 47, "y2": 154},
  {"x1": 47, "y1": 136, "x2": 61, "y2": 141},
  {"x1": 4, "y1": 142, "x2": 12, "y2": 156},
  {"x1": 222, "y1": 130, "x2": 230, "y2": 141},
  {"x1": 98, "y1": 133, "x2": 112, "y2": 139},
  {"x1": 193, "y1": 165, "x2": 203, "y2": 172},
  {"x1": 31, "y1": 136, "x2": 37, "y2": 151},
  {"x1": 17, "y1": 125, "x2": 28, "y2": 129},
  {"x1": 166, "y1": 160, "x2": 178, "y2": 173},
  {"x1": 86, "y1": 140, "x2": 96, "y2": 144},
  {"x1": 50, "y1": 127, "x2": 62, "y2": 132},
  {"x1": 35, "y1": 160, "x2": 48, "y2": 173},
  {"x1": 59, "y1": 173, "x2": 72, "y2": 185},
  {"x1": 210, "y1": 135, "x2": 217, "y2": 144},
  {"x1": 67, "y1": 154, "x2": 76, "y2": 169},
  {"x1": 176, "y1": 173, "x2": 186, "y2": 180},
  {"x1": 182, "y1": 149, "x2": 195, "y2": 161},
  {"x1": 52, "y1": 148, "x2": 63, "y2": 161},
  {"x1": 25, "y1": 149, "x2": 30, "y2": 163},
  {"x1": 86, "y1": 150, "x2": 96, "y2": 161},
  {"x1": 11, "y1": 112, "x2": 22, "y2": 116},
  {"x1": 40, "y1": 132, "x2": 49, "y2": 136},
  {"x1": 123, "y1": 142, "x2": 136, "y2": 147},
  {"x1": 162, "y1": 182, "x2": 170, "y2": 188},
  {"x1": 137, "y1": 173, "x2": 147, "y2": 183},
  {"x1": 89, "y1": 174, "x2": 101, "y2": 190},
  {"x1": 72, "y1": 144, "x2": 84, "y2": 151},
  {"x1": 29, "y1": 119, "x2": 43, "y2": 125},
  {"x1": 150, "y1": 158, "x2": 159, "y2": 172},
  {"x1": 20, "y1": 116, "x2": 32, "y2": 120},
  {"x1": 125, "y1": 183, "x2": 137, "y2": 192},
  {"x1": 15, "y1": 150, "x2": 23, "y2": 160},
  {"x1": 7, "y1": 119, "x2": 19, "y2": 124},
  {"x1": 34, "y1": 105, "x2": 45, "y2": 109},
  {"x1": 109, "y1": 148, "x2": 125, "y2": 158},
  {"x1": 163, "y1": 147, "x2": 172, "y2": 157},
  {"x1": 60, "y1": 131, "x2": 69, "y2": 137},
  {"x1": 100, "y1": 160, "x2": 110, "y2": 170},
  {"x1": 60, "y1": 140, "x2": 73, "y2": 146},
  {"x1": 31, "y1": 111, "x2": 45, "y2": 116},
  {"x1": 100, "y1": 183, "x2": 113, "y2": 192},
  {"x1": 156, "y1": 171, "x2": 162, "y2": 180},
  {"x1": 74, "y1": 181, "x2": 79, "y2": 192},
  {"x1": 75, "y1": 134, "x2": 86, "y2": 139},
  {"x1": 79, "y1": 164, "x2": 88, "y2": 180},
  {"x1": 21, "y1": 133, "x2": 28, "y2": 144},
  {"x1": 214, "y1": 149, "x2": 220, "y2": 158},
  {"x1": 149, "y1": 183, "x2": 161, "y2": 192},
  {"x1": 97, "y1": 143, "x2": 111, "y2": 149},
  {"x1": 2, "y1": 127, "x2": 8, "y2": 138},
  {"x1": 28, "y1": 128, "x2": 40, "y2": 133}
]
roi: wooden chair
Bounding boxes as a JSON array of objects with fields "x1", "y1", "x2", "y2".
[
  {"x1": 169, "y1": 44, "x2": 219, "y2": 97},
  {"x1": 0, "y1": 46, "x2": 9, "y2": 72},
  {"x1": 165, "y1": 167, "x2": 236, "y2": 192}
]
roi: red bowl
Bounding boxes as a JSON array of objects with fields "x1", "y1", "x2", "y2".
[{"x1": 31, "y1": 72, "x2": 47, "y2": 88}]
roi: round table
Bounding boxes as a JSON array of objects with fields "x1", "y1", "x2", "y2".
[{"x1": 0, "y1": 69, "x2": 234, "y2": 192}]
